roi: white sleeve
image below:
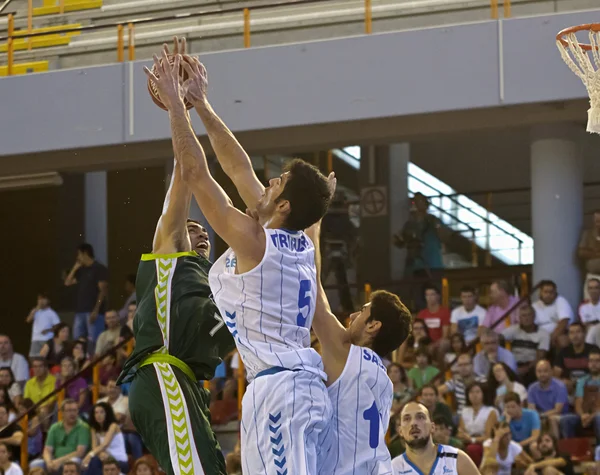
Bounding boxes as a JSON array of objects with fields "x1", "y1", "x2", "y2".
[
  {"x1": 230, "y1": 352, "x2": 239, "y2": 370},
  {"x1": 13, "y1": 354, "x2": 29, "y2": 383},
  {"x1": 538, "y1": 330, "x2": 551, "y2": 351},
  {"x1": 587, "y1": 325, "x2": 599, "y2": 345},
  {"x1": 477, "y1": 306, "x2": 487, "y2": 325},
  {"x1": 558, "y1": 296, "x2": 574, "y2": 321},
  {"x1": 450, "y1": 308, "x2": 460, "y2": 324},
  {"x1": 502, "y1": 326, "x2": 516, "y2": 341},
  {"x1": 51, "y1": 310, "x2": 60, "y2": 326}
]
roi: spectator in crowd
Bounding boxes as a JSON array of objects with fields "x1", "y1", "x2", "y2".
[
  {"x1": 561, "y1": 347, "x2": 600, "y2": 439},
  {"x1": 482, "y1": 422, "x2": 532, "y2": 475},
  {"x1": 26, "y1": 293, "x2": 60, "y2": 357},
  {"x1": 82, "y1": 402, "x2": 129, "y2": 475},
  {"x1": 64, "y1": 243, "x2": 109, "y2": 354},
  {"x1": 444, "y1": 333, "x2": 468, "y2": 375},
  {"x1": 580, "y1": 278, "x2": 600, "y2": 331},
  {"x1": 487, "y1": 363, "x2": 527, "y2": 412},
  {"x1": 418, "y1": 384, "x2": 453, "y2": 429},
  {"x1": 98, "y1": 380, "x2": 142, "y2": 460},
  {"x1": 474, "y1": 329, "x2": 517, "y2": 378},
  {"x1": 503, "y1": 392, "x2": 541, "y2": 450},
  {"x1": 482, "y1": 281, "x2": 520, "y2": 333},
  {"x1": 457, "y1": 382, "x2": 498, "y2": 466},
  {"x1": 527, "y1": 360, "x2": 569, "y2": 438},
  {"x1": 578, "y1": 210, "x2": 600, "y2": 300},
  {"x1": 0, "y1": 368, "x2": 22, "y2": 408},
  {"x1": 0, "y1": 335, "x2": 29, "y2": 387},
  {"x1": 117, "y1": 275, "x2": 136, "y2": 324},
  {"x1": 0, "y1": 442, "x2": 23, "y2": 475},
  {"x1": 225, "y1": 444, "x2": 242, "y2": 475},
  {"x1": 56, "y1": 356, "x2": 89, "y2": 414},
  {"x1": 479, "y1": 457, "x2": 501, "y2": 475},
  {"x1": 95, "y1": 311, "x2": 121, "y2": 357},
  {"x1": 502, "y1": 305, "x2": 550, "y2": 385},
  {"x1": 387, "y1": 416, "x2": 406, "y2": 459},
  {"x1": 0, "y1": 389, "x2": 17, "y2": 423},
  {"x1": 432, "y1": 416, "x2": 463, "y2": 449},
  {"x1": 0, "y1": 405, "x2": 23, "y2": 462},
  {"x1": 71, "y1": 341, "x2": 91, "y2": 378},
  {"x1": 63, "y1": 462, "x2": 80, "y2": 475},
  {"x1": 40, "y1": 323, "x2": 72, "y2": 370},
  {"x1": 30, "y1": 399, "x2": 90, "y2": 474},
  {"x1": 98, "y1": 354, "x2": 120, "y2": 397},
  {"x1": 388, "y1": 363, "x2": 413, "y2": 417},
  {"x1": 554, "y1": 321, "x2": 597, "y2": 392},
  {"x1": 439, "y1": 353, "x2": 485, "y2": 416},
  {"x1": 533, "y1": 280, "x2": 574, "y2": 346},
  {"x1": 24, "y1": 358, "x2": 56, "y2": 418},
  {"x1": 407, "y1": 348, "x2": 440, "y2": 390},
  {"x1": 526, "y1": 433, "x2": 575, "y2": 475},
  {"x1": 124, "y1": 303, "x2": 136, "y2": 334},
  {"x1": 451, "y1": 286, "x2": 486, "y2": 345},
  {"x1": 416, "y1": 285, "x2": 450, "y2": 343},
  {"x1": 101, "y1": 458, "x2": 125, "y2": 475},
  {"x1": 397, "y1": 318, "x2": 431, "y2": 369},
  {"x1": 129, "y1": 455, "x2": 159, "y2": 475},
  {"x1": 17, "y1": 398, "x2": 42, "y2": 460}
]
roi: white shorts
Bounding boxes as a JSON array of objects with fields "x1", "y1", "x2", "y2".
[{"x1": 240, "y1": 368, "x2": 332, "y2": 475}]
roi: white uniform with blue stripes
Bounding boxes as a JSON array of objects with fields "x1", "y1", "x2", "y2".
[
  {"x1": 391, "y1": 444, "x2": 459, "y2": 475},
  {"x1": 209, "y1": 227, "x2": 332, "y2": 475},
  {"x1": 319, "y1": 345, "x2": 394, "y2": 475}
]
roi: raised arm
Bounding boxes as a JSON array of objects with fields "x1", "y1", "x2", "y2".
[{"x1": 144, "y1": 50, "x2": 264, "y2": 264}]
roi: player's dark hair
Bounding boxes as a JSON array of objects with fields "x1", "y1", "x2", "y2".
[
  {"x1": 367, "y1": 290, "x2": 412, "y2": 357},
  {"x1": 78, "y1": 243, "x2": 95, "y2": 258},
  {"x1": 89, "y1": 402, "x2": 118, "y2": 432},
  {"x1": 277, "y1": 159, "x2": 331, "y2": 231},
  {"x1": 186, "y1": 218, "x2": 202, "y2": 227}
]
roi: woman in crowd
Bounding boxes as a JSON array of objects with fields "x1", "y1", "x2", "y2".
[
  {"x1": 482, "y1": 421, "x2": 532, "y2": 475},
  {"x1": 128, "y1": 456, "x2": 160, "y2": 475},
  {"x1": 445, "y1": 333, "x2": 469, "y2": 376},
  {"x1": 0, "y1": 368, "x2": 22, "y2": 408},
  {"x1": 39, "y1": 323, "x2": 71, "y2": 370},
  {"x1": 407, "y1": 348, "x2": 440, "y2": 390},
  {"x1": 82, "y1": 402, "x2": 129, "y2": 475},
  {"x1": 458, "y1": 382, "x2": 498, "y2": 467},
  {"x1": 71, "y1": 340, "x2": 92, "y2": 381},
  {"x1": 0, "y1": 442, "x2": 22, "y2": 475},
  {"x1": 98, "y1": 353, "x2": 121, "y2": 397},
  {"x1": 16, "y1": 398, "x2": 42, "y2": 460},
  {"x1": 55, "y1": 356, "x2": 89, "y2": 414},
  {"x1": 388, "y1": 363, "x2": 413, "y2": 415},
  {"x1": 397, "y1": 318, "x2": 432, "y2": 369},
  {"x1": 487, "y1": 362, "x2": 527, "y2": 412},
  {"x1": 0, "y1": 388, "x2": 18, "y2": 423}
]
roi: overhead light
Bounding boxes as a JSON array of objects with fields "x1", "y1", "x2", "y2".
[{"x1": 0, "y1": 172, "x2": 63, "y2": 191}]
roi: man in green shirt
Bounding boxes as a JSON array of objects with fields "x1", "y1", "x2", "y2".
[
  {"x1": 419, "y1": 384, "x2": 455, "y2": 429},
  {"x1": 30, "y1": 399, "x2": 90, "y2": 474}
]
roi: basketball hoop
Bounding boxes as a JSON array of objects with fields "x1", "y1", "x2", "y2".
[{"x1": 556, "y1": 23, "x2": 600, "y2": 134}]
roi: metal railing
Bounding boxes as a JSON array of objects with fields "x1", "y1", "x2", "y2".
[{"x1": 0, "y1": 0, "x2": 514, "y2": 76}]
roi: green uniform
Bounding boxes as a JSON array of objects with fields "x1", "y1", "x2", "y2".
[{"x1": 118, "y1": 251, "x2": 235, "y2": 475}]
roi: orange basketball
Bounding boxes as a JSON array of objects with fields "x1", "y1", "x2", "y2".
[{"x1": 147, "y1": 54, "x2": 194, "y2": 111}]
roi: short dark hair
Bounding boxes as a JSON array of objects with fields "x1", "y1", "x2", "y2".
[
  {"x1": 432, "y1": 415, "x2": 449, "y2": 428},
  {"x1": 276, "y1": 159, "x2": 331, "y2": 231},
  {"x1": 367, "y1": 290, "x2": 412, "y2": 357},
  {"x1": 414, "y1": 347, "x2": 431, "y2": 363},
  {"x1": 491, "y1": 280, "x2": 511, "y2": 294},
  {"x1": 420, "y1": 384, "x2": 438, "y2": 397},
  {"x1": 539, "y1": 280, "x2": 557, "y2": 291},
  {"x1": 63, "y1": 461, "x2": 81, "y2": 474},
  {"x1": 590, "y1": 347, "x2": 600, "y2": 358},
  {"x1": 460, "y1": 286, "x2": 476, "y2": 294},
  {"x1": 102, "y1": 457, "x2": 120, "y2": 470},
  {"x1": 503, "y1": 391, "x2": 521, "y2": 405},
  {"x1": 38, "y1": 292, "x2": 50, "y2": 300},
  {"x1": 78, "y1": 243, "x2": 95, "y2": 258},
  {"x1": 423, "y1": 284, "x2": 440, "y2": 296},
  {"x1": 569, "y1": 321, "x2": 586, "y2": 332},
  {"x1": 30, "y1": 356, "x2": 47, "y2": 367}
]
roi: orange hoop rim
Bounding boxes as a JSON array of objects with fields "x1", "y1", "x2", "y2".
[{"x1": 557, "y1": 23, "x2": 600, "y2": 51}]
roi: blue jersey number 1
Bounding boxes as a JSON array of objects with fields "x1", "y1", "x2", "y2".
[
  {"x1": 296, "y1": 279, "x2": 311, "y2": 327},
  {"x1": 363, "y1": 401, "x2": 380, "y2": 449}
]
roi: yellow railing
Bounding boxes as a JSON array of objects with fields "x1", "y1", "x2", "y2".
[{"x1": 1, "y1": 0, "x2": 508, "y2": 76}]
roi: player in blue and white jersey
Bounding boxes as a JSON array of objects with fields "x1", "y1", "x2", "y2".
[
  {"x1": 306, "y1": 220, "x2": 413, "y2": 474},
  {"x1": 392, "y1": 402, "x2": 480, "y2": 475},
  {"x1": 148, "y1": 42, "x2": 335, "y2": 474}
]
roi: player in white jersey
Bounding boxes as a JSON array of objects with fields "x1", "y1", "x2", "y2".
[
  {"x1": 305, "y1": 220, "x2": 413, "y2": 474},
  {"x1": 146, "y1": 41, "x2": 334, "y2": 474},
  {"x1": 392, "y1": 402, "x2": 480, "y2": 475}
]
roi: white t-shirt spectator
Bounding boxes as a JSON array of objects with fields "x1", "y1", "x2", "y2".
[
  {"x1": 0, "y1": 354, "x2": 29, "y2": 384},
  {"x1": 3, "y1": 463, "x2": 23, "y2": 475},
  {"x1": 579, "y1": 300, "x2": 600, "y2": 325},
  {"x1": 451, "y1": 305, "x2": 487, "y2": 344},
  {"x1": 31, "y1": 308, "x2": 60, "y2": 342},
  {"x1": 533, "y1": 295, "x2": 574, "y2": 334},
  {"x1": 483, "y1": 439, "x2": 522, "y2": 475},
  {"x1": 461, "y1": 406, "x2": 498, "y2": 436}
]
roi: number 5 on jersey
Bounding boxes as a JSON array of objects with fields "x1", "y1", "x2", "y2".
[{"x1": 297, "y1": 279, "x2": 311, "y2": 327}]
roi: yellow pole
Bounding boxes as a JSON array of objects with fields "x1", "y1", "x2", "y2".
[
  {"x1": 57, "y1": 389, "x2": 65, "y2": 421},
  {"x1": 243, "y1": 9, "x2": 250, "y2": 48},
  {"x1": 27, "y1": 0, "x2": 33, "y2": 50},
  {"x1": 92, "y1": 365, "x2": 100, "y2": 403},
  {"x1": 485, "y1": 192, "x2": 492, "y2": 267},
  {"x1": 520, "y1": 272, "x2": 528, "y2": 297},
  {"x1": 365, "y1": 0, "x2": 372, "y2": 34},
  {"x1": 7, "y1": 14, "x2": 13, "y2": 77},
  {"x1": 237, "y1": 353, "x2": 245, "y2": 418},
  {"x1": 117, "y1": 24, "x2": 124, "y2": 63},
  {"x1": 503, "y1": 0, "x2": 511, "y2": 17},
  {"x1": 20, "y1": 414, "x2": 28, "y2": 472},
  {"x1": 128, "y1": 23, "x2": 135, "y2": 61},
  {"x1": 490, "y1": 0, "x2": 498, "y2": 19},
  {"x1": 203, "y1": 380, "x2": 210, "y2": 390},
  {"x1": 327, "y1": 150, "x2": 333, "y2": 174},
  {"x1": 263, "y1": 156, "x2": 269, "y2": 182},
  {"x1": 364, "y1": 283, "x2": 372, "y2": 301},
  {"x1": 441, "y1": 277, "x2": 449, "y2": 308},
  {"x1": 59, "y1": 0, "x2": 65, "y2": 14}
]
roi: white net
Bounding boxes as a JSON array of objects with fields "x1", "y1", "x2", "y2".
[{"x1": 557, "y1": 29, "x2": 600, "y2": 134}]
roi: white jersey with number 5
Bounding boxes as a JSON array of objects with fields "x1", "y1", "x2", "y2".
[
  {"x1": 391, "y1": 444, "x2": 459, "y2": 475},
  {"x1": 318, "y1": 345, "x2": 394, "y2": 475},
  {"x1": 208, "y1": 227, "x2": 325, "y2": 381}
]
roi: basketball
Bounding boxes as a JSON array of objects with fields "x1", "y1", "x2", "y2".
[{"x1": 147, "y1": 54, "x2": 194, "y2": 111}]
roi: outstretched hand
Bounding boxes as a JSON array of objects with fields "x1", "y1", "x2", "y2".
[
  {"x1": 144, "y1": 47, "x2": 185, "y2": 111},
  {"x1": 181, "y1": 54, "x2": 208, "y2": 106}
]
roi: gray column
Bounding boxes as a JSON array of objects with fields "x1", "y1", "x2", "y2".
[
  {"x1": 531, "y1": 124, "x2": 583, "y2": 307},
  {"x1": 389, "y1": 144, "x2": 410, "y2": 281},
  {"x1": 84, "y1": 171, "x2": 108, "y2": 265},
  {"x1": 165, "y1": 159, "x2": 216, "y2": 261}
]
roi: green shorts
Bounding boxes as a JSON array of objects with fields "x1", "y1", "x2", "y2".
[{"x1": 128, "y1": 357, "x2": 226, "y2": 475}]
